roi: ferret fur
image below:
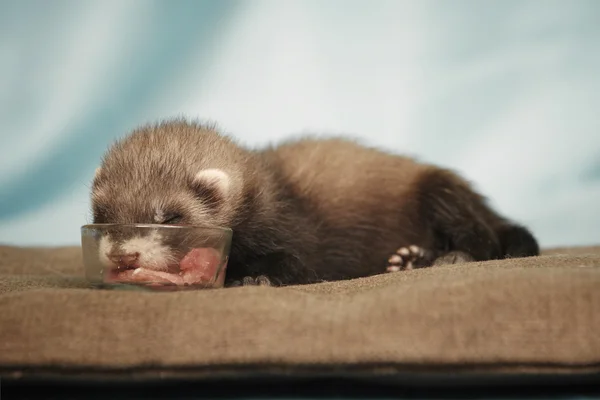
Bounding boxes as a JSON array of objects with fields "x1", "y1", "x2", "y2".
[{"x1": 91, "y1": 118, "x2": 539, "y2": 286}]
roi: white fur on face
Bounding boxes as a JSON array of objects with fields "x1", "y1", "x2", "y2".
[
  {"x1": 194, "y1": 168, "x2": 230, "y2": 196},
  {"x1": 98, "y1": 234, "x2": 112, "y2": 267},
  {"x1": 151, "y1": 199, "x2": 166, "y2": 224},
  {"x1": 97, "y1": 230, "x2": 175, "y2": 271},
  {"x1": 153, "y1": 209, "x2": 165, "y2": 223}
]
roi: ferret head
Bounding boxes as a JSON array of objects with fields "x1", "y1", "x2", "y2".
[{"x1": 90, "y1": 118, "x2": 249, "y2": 271}]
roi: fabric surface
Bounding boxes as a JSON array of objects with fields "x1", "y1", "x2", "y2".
[{"x1": 1, "y1": 244, "x2": 599, "y2": 381}]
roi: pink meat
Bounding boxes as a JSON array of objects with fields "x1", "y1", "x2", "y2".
[
  {"x1": 105, "y1": 247, "x2": 224, "y2": 287},
  {"x1": 180, "y1": 248, "x2": 221, "y2": 284}
]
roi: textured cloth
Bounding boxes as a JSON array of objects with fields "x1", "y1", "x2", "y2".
[{"x1": 1, "y1": 244, "x2": 599, "y2": 381}]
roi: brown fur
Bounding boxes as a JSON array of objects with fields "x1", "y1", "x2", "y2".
[{"x1": 91, "y1": 118, "x2": 539, "y2": 286}]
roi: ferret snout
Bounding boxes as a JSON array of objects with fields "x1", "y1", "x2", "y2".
[
  {"x1": 98, "y1": 230, "x2": 175, "y2": 272},
  {"x1": 107, "y1": 252, "x2": 140, "y2": 268}
]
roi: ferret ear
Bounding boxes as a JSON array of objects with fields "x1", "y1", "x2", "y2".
[{"x1": 189, "y1": 168, "x2": 230, "y2": 207}]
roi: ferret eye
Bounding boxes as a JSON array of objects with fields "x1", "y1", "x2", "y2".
[{"x1": 162, "y1": 214, "x2": 183, "y2": 224}]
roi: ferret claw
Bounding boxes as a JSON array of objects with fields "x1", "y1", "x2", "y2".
[{"x1": 386, "y1": 245, "x2": 426, "y2": 272}]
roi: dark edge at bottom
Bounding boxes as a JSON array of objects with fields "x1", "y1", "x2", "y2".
[{"x1": 2, "y1": 366, "x2": 600, "y2": 399}]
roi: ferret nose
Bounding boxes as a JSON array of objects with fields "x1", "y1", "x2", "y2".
[{"x1": 107, "y1": 252, "x2": 140, "y2": 268}]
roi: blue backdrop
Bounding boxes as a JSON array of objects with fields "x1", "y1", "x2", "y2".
[{"x1": 1, "y1": 0, "x2": 599, "y2": 248}]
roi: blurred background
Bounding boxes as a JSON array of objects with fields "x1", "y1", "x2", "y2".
[{"x1": 0, "y1": 0, "x2": 598, "y2": 249}]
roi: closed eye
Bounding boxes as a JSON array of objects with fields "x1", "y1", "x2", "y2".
[{"x1": 162, "y1": 214, "x2": 183, "y2": 224}]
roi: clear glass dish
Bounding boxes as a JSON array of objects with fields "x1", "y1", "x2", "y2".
[{"x1": 81, "y1": 224, "x2": 232, "y2": 291}]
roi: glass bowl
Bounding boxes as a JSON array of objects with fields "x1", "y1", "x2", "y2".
[{"x1": 81, "y1": 224, "x2": 232, "y2": 291}]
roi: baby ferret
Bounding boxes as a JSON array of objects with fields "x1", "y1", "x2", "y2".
[{"x1": 90, "y1": 118, "x2": 539, "y2": 287}]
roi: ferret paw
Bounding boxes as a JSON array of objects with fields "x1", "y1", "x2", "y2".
[
  {"x1": 432, "y1": 251, "x2": 474, "y2": 266},
  {"x1": 229, "y1": 275, "x2": 273, "y2": 287},
  {"x1": 386, "y1": 245, "x2": 426, "y2": 272}
]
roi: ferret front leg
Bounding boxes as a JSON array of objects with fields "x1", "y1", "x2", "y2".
[{"x1": 224, "y1": 251, "x2": 304, "y2": 287}]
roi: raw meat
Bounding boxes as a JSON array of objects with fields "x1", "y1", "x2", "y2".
[{"x1": 105, "y1": 247, "x2": 225, "y2": 288}]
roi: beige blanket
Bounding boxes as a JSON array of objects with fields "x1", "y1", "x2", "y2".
[{"x1": 1, "y1": 244, "x2": 599, "y2": 381}]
